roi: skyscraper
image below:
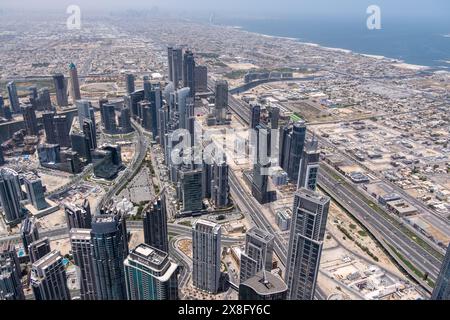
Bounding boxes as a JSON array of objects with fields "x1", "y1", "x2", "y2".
[
  {"x1": 22, "y1": 104, "x2": 39, "y2": 136},
  {"x1": 28, "y1": 86, "x2": 38, "y2": 109},
  {"x1": 214, "y1": 80, "x2": 228, "y2": 124},
  {"x1": 0, "y1": 168, "x2": 26, "y2": 226},
  {"x1": 7, "y1": 81, "x2": 20, "y2": 113},
  {"x1": 54, "y1": 115, "x2": 71, "y2": 148},
  {"x1": 119, "y1": 106, "x2": 133, "y2": 133},
  {"x1": 28, "y1": 237, "x2": 51, "y2": 264},
  {"x1": 125, "y1": 74, "x2": 135, "y2": 95},
  {"x1": 70, "y1": 131, "x2": 92, "y2": 163},
  {"x1": 64, "y1": 199, "x2": 92, "y2": 230},
  {"x1": 171, "y1": 47, "x2": 183, "y2": 88},
  {"x1": 250, "y1": 105, "x2": 261, "y2": 130},
  {"x1": 270, "y1": 106, "x2": 280, "y2": 130},
  {"x1": 0, "y1": 241, "x2": 21, "y2": 278},
  {"x1": 286, "y1": 121, "x2": 307, "y2": 183},
  {"x1": 100, "y1": 103, "x2": 117, "y2": 133},
  {"x1": 192, "y1": 219, "x2": 221, "y2": 293},
  {"x1": 42, "y1": 111, "x2": 57, "y2": 144},
  {"x1": 285, "y1": 188, "x2": 330, "y2": 300},
  {"x1": 24, "y1": 175, "x2": 47, "y2": 210},
  {"x1": 31, "y1": 250, "x2": 71, "y2": 300},
  {"x1": 194, "y1": 65, "x2": 208, "y2": 93},
  {"x1": 176, "y1": 87, "x2": 191, "y2": 129},
  {"x1": 37, "y1": 87, "x2": 52, "y2": 110},
  {"x1": 239, "y1": 227, "x2": 274, "y2": 283},
  {"x1": 69, "y1": 63, "x2": 81, "y2": 101},
  {"x1": 20, "y1": 216, "x2": 39, "y2": 255},
  {"x1": 52, "y1": 74, "x2": 69, "y2": 107},
  {"x1": 124, "y1": 243, "x2": 179, "y2": 300},
  {"x1": 0, "y1": 259, "x2": 24, "y2": 300},
  {"x1": 239, "y1": 271, "x2": 287, "y2": 300},
  {"x1": 183, "y1": 50, "x2": 196, "y2": 98},
  {"x1": 167, "y1": 47, "x2": 173, "y2": 82},
  {"x1": 251, "y1": 124, "x2": 273, "y2": 204},
  {"x1": 0, "y1": 147, "x2": 4, "y2": 166},
  {"x1": 70, "y1": 228, "x2": 96, "y2": 300},
  {"x1": 432, "y1": 245, "x2": 450, "y2": 300},
  {"x1": 297, "y1": 139, "x2": 320, "y2": 191},
  {"x1": 90, "y1": 214, "x2": 128, "y2": 300},
  {"x1": 211, "y1": 159, "x2": 229, "y2": 208},
  {"x1": 143, "y1": 195, "x2": 169, "y2": 253},
  {"x1": 179, "y1": 168, "x2": 203, "y2": 213}
]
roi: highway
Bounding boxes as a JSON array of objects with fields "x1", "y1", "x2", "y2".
[
  {"x1": 318, "y1": 163, "x2": 441, "y2": 288},
  {"x1": 95, "y1": 119, "x2": 148, "y2": 212},
  {"x1": 208, "y1": 77, "x2": 440, "y2": 297}
]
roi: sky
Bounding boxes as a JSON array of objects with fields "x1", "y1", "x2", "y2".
[{"x1": 1, "y1": 0, "x2": 450, "y2": 20}]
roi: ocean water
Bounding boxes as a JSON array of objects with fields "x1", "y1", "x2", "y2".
[{"x1": 216, "y1": 16, "x2": 450, "y2": 70}]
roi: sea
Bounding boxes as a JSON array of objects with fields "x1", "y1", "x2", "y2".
[{"x1": 214, "y1": 16, "x2": 450, "y2": 70}]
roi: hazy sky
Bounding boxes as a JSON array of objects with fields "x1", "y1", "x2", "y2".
[{"x1": 1, "y1": 0, "x2": 450, "y2": 20}]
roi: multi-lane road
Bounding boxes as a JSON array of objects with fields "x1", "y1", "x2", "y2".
[
  {"x1": 318, "y1": 164, "x2": 442, "y2": 282},
  {"x1": 207, "y1": 77, "x2": 440, "y2": 297}
]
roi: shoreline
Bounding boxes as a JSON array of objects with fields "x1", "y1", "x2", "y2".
[{"x1": 223, "y1": 23, "x2": 445, "y2": 72}]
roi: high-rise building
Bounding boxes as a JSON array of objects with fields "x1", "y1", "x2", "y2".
[
  {"x1": 176, "y1": 87, "x2": 191, "y2": 129},
  {"x1": 70, "y1": 228, "x2": 96, "y2": 300},
  {"x1": 52, "y1": 74, "x2": 69, "y2": 107},
  {"x1": 239, "y1": 271, "x2": 287, "y2": 300},
  {"x1": 119, "y1": 106, "x2": 133, "y2": 133},
  {"x1": 28, "y1": 86, "x2": 38, "y2": 109},
  {"x1": 143, "y1": 195, "x2": 169, "y2": 253},
  {"x1": 100, "y1": 103, "x2": 117, "y2": 133},
  {"x1": 124, "y1": 243, "x2": 179, "y2": 300},
  {"x1": 192, "y1": 219, "x2": 221, "y2": 293},
  {"x1": 82, "y1": 119, "x2": 97, "y2": 150},
  {"x1": 201, "y1": 160, "x2": 212, "y2": 199},
  {"x1": 37, "y1": 88, "x2": 52, "y2": 110},
  {"x1": 70, "y1": 131, "x2": 92, "y2": 163},
  {"x1": 282, "y1": 121, "x2": 306, "y2": 183},
  {"x1": 194, "y1": 65, "x2": 208, "y2": 93},
  {"x1": 125, "y1": 74, "x2": 135, "y2": 95},
  {"x1": 0, "y1": 259, "x2": 25, "y2": 300},
  {"x1": 250, "y1": 105, "x2": 261, "y2": 130},
  {"x1": 54, "y1": 115, "x2": 71, "y2": 148},
  {"x1": 20, "y1": 216, "x2": 39, "y2": 255},
  {"x1": 270, "y1": 106, "x2": 280, "y2": 130},
  {"x1": 7, "y1": 81, "x2": 20, "y2": 113},
  {"x1": 90, "y1": 214, "x2": 128, "y2": 300},
  {"x1": 251, "y1": 124, "x2": 274, "y2": 204},
  {"x1": 69, "y1": 63, "x2": 81, "y2": 101},
  {"x1": 0, "y1": 168, "x2": 26, "y2": 226},
  {"x1": 297, "y1": 139, "x2": 319, "y2": 191},
  {"x1": 285, "y1": 188, "x2": 330, "y2": 300},
  {"x1": 0, "y1": 147, "x2": 4, "y2": 166},
  {"x1": 432, "y1": 245, "x2": 450, "y2": 300},
  {"x1": 0, "y1": 241, "x2": 22, "y2": 293},
  {"x1": 42, "y1": 111, "x2": 57, "y2": 144},
  {"x1": 183, "y1": 50, "x2": 196, "y2": 98},
  {"x1": 167, "y1": 47, "x2": 174, "y2": 82},
  {"x1": 211, "y1": 159, "x2": 229, "y2": 208},
  {"x1": 22, "y1": 104, "x2": 39, "y2": 136},
  {"x1": 171, "y1": 47, "x2": 183, "y2": 88},
  {"x1": 214, "y1": 80, "x2": 228, "y2": 124},
  {"x1": 31, "y1": 250, "x2": 71, "y2": 300},
  {"x1": 179, "y1": 168, "x2": 203, "y2": 213},
  {"x1": 24, "y1": 175, "x2": 47, "y2": 210},
  {"x1": 28, "y1": 237, "x2": 51, "y2": 264},
  {"x1": 239, "y1": 227, "x2": 274, "y2": 283},
  {"x1": 64, "y1": 199, "x2": 92, "y2": 230}
]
